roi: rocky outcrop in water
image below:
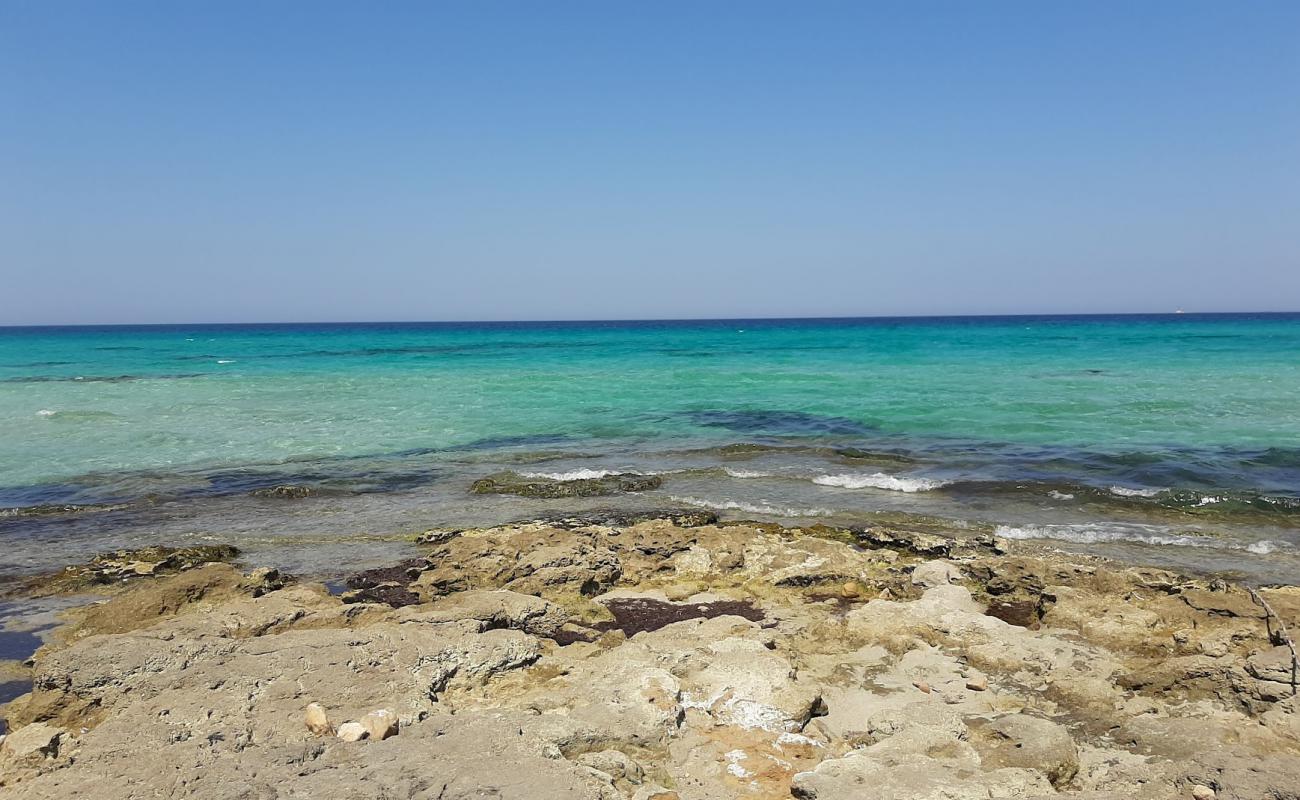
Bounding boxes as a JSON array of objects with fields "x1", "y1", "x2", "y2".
[
  {"x1": 470, "y1": 471, "x2": 663, "y2": 498},
  {"x1": 2, "y1": 544, "x2": 243, "y2": 599},
  {"x1": 2, "y1": 516, "x2": 1299, "y2": 799}
]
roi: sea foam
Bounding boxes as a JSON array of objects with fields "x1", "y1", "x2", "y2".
[
  {"x1": 812, "y1": 472, "x2": 948, "y2": 492},
  {"x1": 995, "y1": 523, "x2": 1290, "y2": 554},
  {"x1": 723, "y1": 468, "x2": 771, "y2": 479},
  {"x1": 519, "y1": 469, "x2": 625, "y2": 481},
  {"x1": 669, "y1": 495, "x2": 836, "y2": 518},
  {"x1": 1107, "y1": 485, "x2": 1163, "y2": 498}
]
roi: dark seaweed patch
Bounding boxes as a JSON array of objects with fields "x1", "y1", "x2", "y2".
[
  {"x1": 341, "y1": 558, "x2": 432, "y2": 607},
  {"x1": 682, "y1": 410, "x2": 873, "y2": 436},
  {"x1": 449, "y1": 433, "x2": 577, "y2": 452},
  {"x1": 523, "y1": 508, "x2": 719, "y2": 529},
  {"x1": 593, "y1": 597, "x2": 765, "y2": 637}
]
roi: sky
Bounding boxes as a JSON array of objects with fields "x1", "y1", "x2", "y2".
[{"x1": 2, "y1": 1, "x2": 1298, "y2": 324}]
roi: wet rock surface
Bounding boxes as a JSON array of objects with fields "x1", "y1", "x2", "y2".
[
  {"x1": 248, "y1": 483, "x2": 318, "y2": 499},
  {"x1": 2, "y1": 514, "x2": 1299, "y2": 799},
  {"x1": 3, "y1": 544, "x2": 242, "y2": 599},
  {"x1": 471, "y1": 471, "x2": 664, "y2": 498}
]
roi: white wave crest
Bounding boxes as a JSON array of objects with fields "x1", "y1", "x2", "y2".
[
  {"x1": 36, "y1": 409, "x2": 56, "y2": 417},
  {"x1": 724, "y1": 468, "x2": 771, "y2": 479},
  {"x1": 995, "y1": 523, "x2": 1290, "y2": 555},
  {"x1": 1047, "y1": 490, "x2": 1075, "y2": 500},
  {"x1": 1108, "y1": 485, "x2": 1162, "y2": 498},
  {"x1": 812, "y1": 472, "x2": 948, "y2": 492},
  {"x1": 669, "y1": 495, "x2": 836, "y2": 518},
  {"x1": 216, "y1": 359, "x2": 236, "y2": 364},
  {"x1": 1247, "y1": 540, "x2": 1285, "y2": 555},
  {"x1": 520, "y1": 469, "x2": 623, "y2": 481}
]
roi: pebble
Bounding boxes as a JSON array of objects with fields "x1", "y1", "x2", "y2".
[
  {"x1": 336, "y1": 721, "x2": 369, "y2": 742},
  {"x1": 913, "y1": 680, "x2": 932, "y2": 694},
  {"x1": 360, "y1": 708, "x2": 399, "y2": 741},
  {"x1": 966, "y1": 675, "x2": 989, "y2": 691},
  {"x1": 304, "y1": 703, "x2": 332, "y2": 736},
  {"x1": 1190, "y1": 786, "x2": 1215, "y2": 800}
]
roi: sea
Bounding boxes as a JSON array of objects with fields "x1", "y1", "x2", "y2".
[{"x1": 2, "y1": 314, "x2": 1299, "y2": 585}]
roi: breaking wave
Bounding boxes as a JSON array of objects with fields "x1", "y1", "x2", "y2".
[
  {"x1": 519, "y1": 469, "x2": 627, "y2": 481},
  {"x1": 812, "y1": 472, "x2": 949, "y2": 492},
  {"x1": 668, "y1": 495, "x2": 836, "y2": 518},
  {"x1": 994, "y1": 523, "x2": 1290, "y2": 554},
  {"x1": 1108, "y1": 486, "x2": 1164, "y2": 498}
]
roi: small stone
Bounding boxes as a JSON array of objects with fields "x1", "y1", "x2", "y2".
[
  {"x1": 1191, "y1": 785, "x2": 1216, "y2": 800},
  {"x1": 966, "y1": 675, "x2": 989, "y2": 691},
  {"x1": 841, "y1": 581, "x2": 862, "y2": 598},
  {"x1": 304, "y1": 702, "x2": 332, "y2": 735},
  {"x1": 360, "y1": 708, "x2": 399, "y2": 741},
  {"x1": 335, "y1": 721, "x2": 368, "y2": 742},
  {"x1": 913, "y1": 680, "x2": 932, "y2": 694}
]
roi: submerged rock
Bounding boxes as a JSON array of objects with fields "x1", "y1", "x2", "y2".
[
  {"x1": 248, "y1": 484, "x2": 316, "y2": 499},
  {"x1": 524, "y1": 508, "x2": 719, "y2": 529},
  {"x1": 470, "y1": 471, "x2": 662, "y2": 498}
]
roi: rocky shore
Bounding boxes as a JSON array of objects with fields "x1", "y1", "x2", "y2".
[{"x1": 2, "y1": 511, "x2": 1299, "y2": 799}]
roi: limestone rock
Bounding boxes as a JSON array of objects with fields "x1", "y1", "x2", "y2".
[
  {"x1": 304, "y1": 702, "x2": 332, "y2": 735},
  {"x1": 1, "y1": 723, "x2": 64, "y2": 760},
  {"x1": 336, "y1": 721, "x2": 368, "y2": 741},
  {"x1": 398, "y1": 589, "x2": 569, "y2": 637},
  {"x1": 791, "y1": 751, "x2": 1052, "y2": 799},
  {"x1": 5, "y1": 517, "x2": 1300, "y2": 799},
  {"x1": 12, "y1": 544, "x2": 241, "y2": 598},
  {"x1": 973, "y1": 713, "x2": 1079, "y2": 787},
  {"x1": 575, "y1": 749, "x2": 644, "y2": 784},
  {"x1": 911, "y1": 560, "x2": 963, "y2": 588},
  {"x1": 1246, "y1": 645, "x2": 1297, "y2": 687},
  {"x1": 360, "y1": 708, "x2": 399, "y2": 741}
]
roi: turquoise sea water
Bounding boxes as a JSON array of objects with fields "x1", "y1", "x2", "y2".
[{"x1": 2, "y1": 314, "x2": 1299, "y2": 582}]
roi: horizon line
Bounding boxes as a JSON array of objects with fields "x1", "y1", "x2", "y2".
[{"x1": 3, "y1": 309, "x2": 1300, "y2": 330}]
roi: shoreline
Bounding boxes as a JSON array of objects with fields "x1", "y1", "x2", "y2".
[
  {"x1": 2, "y1": 512, "x2": 1299, "y2": 798},
  {"x1": 4, "y1": 455, "x2": 1299, "y2": 589}
]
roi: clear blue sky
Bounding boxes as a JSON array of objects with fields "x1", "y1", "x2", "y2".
[{"x1": 3, "y1": 1, "x2": 1298, "y2": 324}]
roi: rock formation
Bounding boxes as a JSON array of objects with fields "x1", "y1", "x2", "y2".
[{"x1": 2, "y1": 516, "x2": 1298, "y2": 799}]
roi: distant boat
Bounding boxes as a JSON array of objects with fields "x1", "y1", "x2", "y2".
[{"x1": 1175, "y1": 308, "x2": 1185, "y2": 314}]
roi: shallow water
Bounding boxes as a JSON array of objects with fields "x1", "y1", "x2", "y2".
[{"x1": 2, "y1": 314, "x2": 1298, "y2": 583}]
